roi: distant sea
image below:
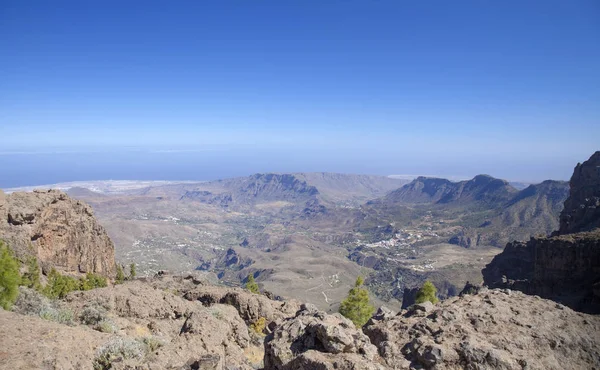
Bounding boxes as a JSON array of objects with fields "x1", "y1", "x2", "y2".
[{"x1": 0, "y1": 150, "x2": 274, "y2": 189}]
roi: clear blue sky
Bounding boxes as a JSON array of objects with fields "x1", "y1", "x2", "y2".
[{"x1": 1, "y1": 0, "x2": 599, "y2": 185}]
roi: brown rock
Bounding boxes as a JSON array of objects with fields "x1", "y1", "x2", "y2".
[
  {"x1": 363, "y1": 289, "x2": 600, "y2": 370},
  {"x1": 263, "y1": 304, "x2": 382, "y2": 370},
  {"x1": 0, "y1": 189, "x2": 116, "y2": 277}
]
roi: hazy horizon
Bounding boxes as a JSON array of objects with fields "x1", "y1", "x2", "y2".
[{"x1": 2, "y1": 1, "x2": 598, "y2": 187}]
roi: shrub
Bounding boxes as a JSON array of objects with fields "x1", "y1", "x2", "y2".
[
  {"x1": 339, "y1": 276, "x2": 375, "y2": 328},
  {"x1": 80, "y1": 305, "x2": 108, "y2": 326},
  {"x1": 415, "y1": 280, "x2": 439, "y2": 304},
  {"x1": 141, "y1": 336, "x2": 163, "y2": 353},
  {"x1": 20, "y1": 256, "x2": 41, "y2": 291},
  {"x1": 115, "y1": 264, "x2": 125, "y2": 284},
  {"x1": 0, "y1": 242, "x2": 21, "y2": 310},
  {"x1": 12, "y1": 286, "x2": 52, "y2": 315},
  {"x1": 129, "y1": 263, "x2": 136, "y2": 280},
  {"x1": 93, "y1": 337, "x2": 146, "y2": 370},
  {"x1": 39, "y1": 306, "x2": 75, "y2": 326},
  {"x1": 80, "y1": 273, "x2": 108, "y2": 291},
  {"x1": 250, "y1": 317, "x2": 267, "y2": 335},
  {"x1": 96, "y1": 319, "x2": 118, "y2": 333},
  {"x1": 43, "y1": 269, "x2": 80, "y2": 299},
  {"x1": 245, "y1": 274, "x2": 259, "y2": 294}
]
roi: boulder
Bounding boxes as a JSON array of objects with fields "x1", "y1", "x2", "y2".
[{"x1": 263, "y1": 303, "x2": 381, "y2": 370}]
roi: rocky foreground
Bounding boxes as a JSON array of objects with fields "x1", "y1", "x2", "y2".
[{"x1": 1, "y1": 273, "x2": 598, "y2": 370}]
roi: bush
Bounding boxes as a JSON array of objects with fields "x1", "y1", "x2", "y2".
[
  {"x1": 80, "y1": 273, "x2": 108, "y2": 291},
  {"x1": 0, "y1": 242, "x2": 21, "y2": 310},
  {"x1": 339, "y1": 276, "x2": 375, "y2": 328},
  {"x1": 115, "y1": 264, "x2": 125, "y2": 284},
  {"x1": 80, "y1": 305, "x2": 108, "y2": 326},
  {"x1": 20, "y1": 256, "x2": 41, "y2": 291},
  {"x1": 245, "y1": 274, "x2": 260, "y2": 294},
  {"x1": 250, "y1": 317, "x2": 266, "y2": 335},
  {"x1": 96, "y1": 319, "x2": 118, "y2": 333},
  {"x1": 93, "y1": 337, "x2": 146, "y2": 370},
  {"x1": 415, "y1": 280, "x2": 439, "y2": 304},
  {"x1": 39, "y1": 306, "x2": 75, "y2": 326},
  {"x1": 43, "y1": 269, "x2": 80, "y2": 299},
  {"x1": 129, "y1": 263, "x2": 136, "y2": 280}
]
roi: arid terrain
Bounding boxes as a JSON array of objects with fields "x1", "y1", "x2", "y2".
[{"x1": 6, "y1": 171, "x2": 568, "y2": 311}]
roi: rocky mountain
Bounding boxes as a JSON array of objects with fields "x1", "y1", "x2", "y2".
[
  {"x1": 484, "y1": 151, "x2": 600, "y2": 313},
  {"x1": 0, "y1": 189, "x2": 116, "y2": 277},
  {"x1": 559, "y1": 151, "x2": 600, "y2": 234},
  {"x1": 382, "y1": 175, "x2": 518, "y2": 208}
]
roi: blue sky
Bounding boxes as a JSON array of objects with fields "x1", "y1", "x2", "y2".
[{"x1": 1, "y1": 0, "x2": 599, "y2": 185}]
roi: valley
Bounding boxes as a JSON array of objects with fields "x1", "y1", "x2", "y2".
[{"x1": 6, "y1": 172, "x2": 568, "y2": 312}]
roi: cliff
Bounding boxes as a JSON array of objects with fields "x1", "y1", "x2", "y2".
[
  {"x1": 0, "y1": 189, "x2": 116, "y2": 277},
  {"x1": 483, "y1": 151, "x2": 600, "y2": 313}
]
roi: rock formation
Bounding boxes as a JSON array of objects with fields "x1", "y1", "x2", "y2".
[
  {"x1": 483, "y1": 151, "x2": 600, "y2": 313},
  {"x1": 363, "y1": 288, "x2": 600, "y2": 369},
  {"x1": 559, "y1": 151, "x2": 600, "y2": 234},
  {"x1": 263, "y1": 303, "x2": 383, "y2": 370},
  {"x1": 0, "y1": 189, "x2": 116, "y2": 277}
]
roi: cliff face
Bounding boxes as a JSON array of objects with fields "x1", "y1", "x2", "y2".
[
  {"x1": 0, "y1": 189, "x2": 116, "y2": 277},
  {"x1": 559, "y1": 151, "x2": 600, "y2": 234},
  {"x1": 483, "y1": 151, "x2": 600, "y2": 313}
]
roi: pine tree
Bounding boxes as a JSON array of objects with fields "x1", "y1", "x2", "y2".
[
  {"x1": 0, "y1": 242, "x2": 21, "y2": 310},
  {"x1": 115, "y1": 264, "x2": 125, "y2": 284},
  {"x1": 245, "y1": 274, "x2": 260, "y2": 294},
  {"x1": 129, "y1": 263, "x2": 136, "y2": 280},
  {"x1": 339, "y1": 276, "x2": 375, "y2": 328},
  {"x1": 21, "y1": 256, "x2": 41, "y2": 291},
  {"x1": 415, "y1": 280, "x2": 439, "y2": 304}
]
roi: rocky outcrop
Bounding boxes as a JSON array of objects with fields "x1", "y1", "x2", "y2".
[
  {"x1": 264, "y1": 303, "x2": 383, "y2": 370},
  {"x1": 559, "y1": 151, "x2": 600, "y2": 234},
  {"x1": 483, "y1": 230, "x2": 600, "y2": 313},
  {"x1": 483, "y1": 152, "x2": 600, "y2": 313},
  {"x1": 363, "y1": 288, "x2": 600, "y2": 370},
  {"x1": 183, "y1": 284, "x2": 300, "y2": 324},
  {"x1": 0, "y1": 189, "x2": 116, "y2": 277}
]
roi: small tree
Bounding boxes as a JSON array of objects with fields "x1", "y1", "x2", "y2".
[
  {"x1": 129, "y1": 263, "x2": 136, "y2": 280},
  {"x1": 339, "y1": 276, "x2": 375, "y2": 328},
  {"x1": 21, "y1": 256, "x2": 42, "y2": 291},
  {"x1": 0, "y1": 242, "x2": 21, "y2": 310},
  {"x1": 415, "y1": 280, "x2": 439, "y2": 304},
  {"x1": 115, "y1": 264, "x2": 125, "y2": 284},
  {"x1": 245, "y1": 274, "x2": 260, "y2": 294}
]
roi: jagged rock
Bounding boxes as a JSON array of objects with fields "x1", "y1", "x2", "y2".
[
  {"x1": 0, "y1": 189, "x2": 116, "y2": 277},
  {"x1": 183, "y1": 285, "x2": 300, "y2": 324},
  {"x1": 263, "y1": 304, "x2": 381, "y2": 370},
  {"x1": 559, "y1": 151, "x2": 600, "y2": 234},
  {"x1": 483, "y1": 152, "x2": 600, "y2": 314},
  {"x1": 364, "y1": 289, "x2": 600, "y2": 370}
]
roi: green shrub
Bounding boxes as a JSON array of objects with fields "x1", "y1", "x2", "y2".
[
  {"x1": 129, "y1": 263, "x2": 136, "y2": 280},
  {"x1": 20, "y1": 256, "x2": 41, "y2": 291},
  {"x1": 415, "y1": 280, "x2": 439, "y2": 304},
  {"x1": 80, "y1": 273, "x2": 108, "y2": 291},
  {"x1": 339, "y1": 276, "x2": 375, "y2": 328},
  {"x1": 43, "y1": 269, "x2": 80, "y2": 299},
  {"x1": 245, "y1": 274, "x2": 260, "y2": 294},
  {"x1": 115, "y1": 264, "x2": 125, "y2": 284},
  {"x1": 0, "y1": 242, "x2": 21, "y2": 310}
]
